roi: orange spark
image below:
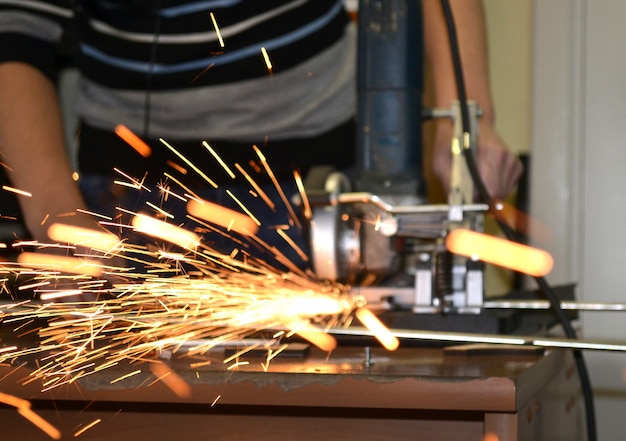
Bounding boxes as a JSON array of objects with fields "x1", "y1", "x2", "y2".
[
  {"x1": 2, "y1": 185, "x2": 32, "y2": 197},
  {"x1": 446, "y1": 228, "x2": 554, "y2": 277},
  {"x1": 355, "y1": 307, "x2": 399, "y2": 351},
  {"x1": 0, "y1": 391, "x2": 31, "y2": 409},
  {"x1": 483, "y1": 434, "x2": 500, "y2": 441},
  {"x1": 166, "y1": 160, "x2": 188, "y2": 175},
  {"x1": 489, "y1": 200, "x2": 553, "y2": 246},
  {"x1": 47, "y1": 223, "x2": 121, "y2": 253},
  {"x1": 74, "y1": 418, "x2": 102, "y2": 437},
  {"x1": 289, "y1": 321, "x2": 337, "y2": 352},
  {"x1": 187, "y1": 197, "x2": 259, "y2": 236},
  {"x1": 149, "y1": 361, "x2": 192, "y2": 398},
  {"x1": 115, "y1": 124, "x2": 152, "y2": 158},
  {"x1": 294, "y1": 170, "x2": 312, "y2": 220},
  {"x1": 132, "y1": 213, "x2": 201, "y2": 250},
  {"x1": 17, "y1": 252, "x2": 103, "y2": 277},
  {"x1": 17, "y1": 407, "x2": 61, "y2": 440}
]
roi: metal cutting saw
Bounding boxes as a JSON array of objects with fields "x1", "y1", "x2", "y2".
[{"x1": 305, "y1": 0, "x2": 492, "y2": 321}]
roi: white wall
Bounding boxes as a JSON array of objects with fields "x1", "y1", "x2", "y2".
[
  {"x1": 532, "y1": 1, "x2": 626, "y2": 439},
  {"x1": 482, "y1": 0, "x2": 533, "y2": 295}
]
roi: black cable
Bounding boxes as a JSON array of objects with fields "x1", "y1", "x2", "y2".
[
  {"x1": 143, "y1": 1, "x2": 161, "y2": 138},
  {"x1": 439, "y1": 1, "x2": 597, "y2": 440}
]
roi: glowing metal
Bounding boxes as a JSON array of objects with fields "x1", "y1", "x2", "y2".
[
  {"x1": 47, "y1": 223, "x2": 121, "y2": 254},
  {"x1": 187, "y1": 197, "x2": 259, "y2": 236},
  {"x1": 355, "y1": 307, "x2": 399, "y2": 351},
  {"x1": 17, "y1": 252, "x2": 102, "y2": 278},
  {"x1": 446, "y1": 228, "x2": 554, "y2": 277},
  {"x1": 132, "y1": 213, "x2": 200, "y2": 250},
  {"x1": 115, "y1": 124, "x2": 152, "y2": 158}
]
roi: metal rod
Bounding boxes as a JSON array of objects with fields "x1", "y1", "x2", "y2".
[
  {"x1": 329, "y1": 326, "x2": 626, "y2": 352},
  {"x1": 483, "y1": 300, "x2": 626, "y2": 312}
]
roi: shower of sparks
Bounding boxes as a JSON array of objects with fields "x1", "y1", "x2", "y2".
[
  {"x1": 0, "y1": 140, "x2": 403, "y2": 440},
  {"x1": 0, "y1": 226, "x2": 360, "y2": 393},
  {"x1": 0, "y1": 140, "x2": 373, "y2": 403}
]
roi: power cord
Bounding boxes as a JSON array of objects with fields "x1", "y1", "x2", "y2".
[{"x1": 439, "y1": 1, "x2": 597, "y2": 439}]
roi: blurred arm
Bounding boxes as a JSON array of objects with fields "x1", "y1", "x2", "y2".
[
  {"x1": 423, "y1": 0, "x2": 523, "y2": 200},
  {"x1": 0, "y1": 62, "x2": 94, "y2": 242}
]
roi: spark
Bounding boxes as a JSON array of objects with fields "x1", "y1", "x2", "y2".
[
  {"x1": 0, "y1": 391, "x2": 31, "y2": 409},
  {"x1": 115, "y1": 124, "x2": 152, "y2": 158},
  {"x1": 18, "y1": 407, "x2": 62, "y2": 440},
  {"x1": 226, "y1": 189, "x2": 262, "y2": 227},
  {"x1": 47, "y1": 223, "x2": 121, "y2": 253},
  {"x1": 132, "y1": 213, "x2": 200, "y2": 250},
  {"x1": 355, "y1": 307, "x2": 399, "y2": 351},
  {"x1": 39, "y1": 290, "x2": 83, "y2": 301},
  {"x1": 145, "y1": 201, "x2": 175, "y2": 220},
  {"x1": 0, "y1": 392, "x2": 61, "y2": 440},
  {"x1": 276, "y1": 228, "x2": 309, "y2": 262},
  {"x1": 446, "y1": 228, "x2": 554, "y2": 277},
  {"x1": 187, "y1": 196, "x2": 259, "y2": 236},
  {"x1": 287, "y1": 320, "x2": 337, "y2": 353},
  {"x1": 252, "y1": 145, "x2": 300, "y2": 229},
  {"x1": 227, "y1": 360, "x2": 249, "y2": 370},
  {"x1": 234, "y1": 163, "x2": 276, "y2": 211},
  {"x1": 0, "y1": 141, "x2": 392, "y2": 437},
  {"x1": 76, "y1": 209, "x2": 113, "y2": 221},
  {"x1": 113, "y1": 168, "x2": 151, "y2": 193},
  {"x1": 74, "y1": 418, "x2": 102, "y2": 437},
  {"x1": 160, "y1": 138, "x2": 218, "y2": 189},
  {"x1": 203, "y1": 141, "x2": 235, "y2": 179},
  {"x1": 210, "y1": 12, "x2": 224, "y2": 48},
  {"x1": 2, "y1": 185, "x2": 32, "y2": 197},
  {"x1": 261, "y1": 47, "x2": 273, "y2": 74},
  {"x1": 489, "y1": 199, "x2": 553, "y2": 246},
  {"x1": 149, "y1": 361, "x2": 192, "y2": 398},
  {"x1": 294, "y1": 170, "x2": 312, "y2": 220},
  {"x1": 17, "y1": 252, "x2": 103, "y2": 278},
  {"x1": 110, "y1": 369, "x2": 142, "y2": 384}
]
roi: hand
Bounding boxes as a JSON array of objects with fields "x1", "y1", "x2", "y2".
[{"x1": 432, "y1": 120, "x2": 524, "y2": 201}]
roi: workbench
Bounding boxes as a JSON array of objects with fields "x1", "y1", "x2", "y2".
[{"x1": 0, "y1": 341, "x2": 583, "y2": 440}]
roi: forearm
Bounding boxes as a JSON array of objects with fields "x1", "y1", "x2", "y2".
[
  {"x1": 423, "y1": 0, "x2": 494, "y2": 122},
  {"x1": 0, "y1": 62, "x2": 89, "y2": 242}
]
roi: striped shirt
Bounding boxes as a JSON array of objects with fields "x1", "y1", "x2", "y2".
[{"x1": 0, "y1": 0, "x2": 355, "y2": 143}]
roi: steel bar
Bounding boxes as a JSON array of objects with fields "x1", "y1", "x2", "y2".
[{"x1": 329, "y1": 326, "x2": 626, "y2": 352}]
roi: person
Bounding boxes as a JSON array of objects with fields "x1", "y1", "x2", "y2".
[{"x1": 0, "y1": 0, "x2": 522, "y2": 268}]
